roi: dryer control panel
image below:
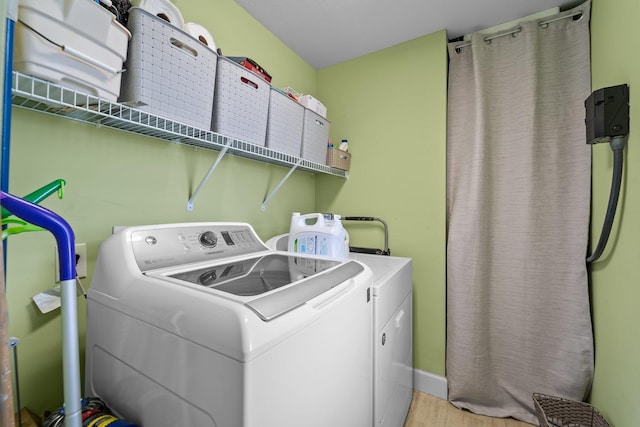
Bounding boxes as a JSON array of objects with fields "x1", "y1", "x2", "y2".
[{"x1": 128, "y1": 223, "x2": 269, "y2": 272}]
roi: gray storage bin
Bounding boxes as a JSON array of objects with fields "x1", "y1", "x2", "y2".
[
  {"x1": 119, "y1": 7, "x2": 217, "y2": 129},
  {"x1": 301, "y1": 108, "x2": 330, "y2": 164},
  {"x1": 266, "y1": 88, "x2": 304, "y2": 156},
  {"x1": 212, "y1": 56, "x2": 270, "y2": 146}
]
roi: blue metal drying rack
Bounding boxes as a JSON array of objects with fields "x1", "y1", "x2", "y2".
[{"x1": 0, "y1": 191, "x2": 82, "y2": 427}]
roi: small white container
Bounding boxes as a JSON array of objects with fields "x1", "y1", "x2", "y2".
[{"x1": 13, "y1": 0, "x2": 131, "y2": 102}]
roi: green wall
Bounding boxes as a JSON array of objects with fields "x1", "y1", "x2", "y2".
[
  {"x1": 589, "y1": 0, "x2": 640, "y2": 426},
  {"x1": 316, "y1": 31, "x2": 448, "y2": 376},
  {"x1": 3, "y1": 0, "x2": 320, "y2": 415},
  {"x1": 4, "y1": 0, "x2": 638, "y2": 424}
]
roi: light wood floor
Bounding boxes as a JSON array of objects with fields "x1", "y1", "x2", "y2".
[{"x1": 404, "y1": 391, "x2": 535, "y2": 427}]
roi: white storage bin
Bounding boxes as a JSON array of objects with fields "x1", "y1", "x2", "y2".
[
  {"x1": 301, "y1": 108, "x2": 330, "y2": 165},
  {"x1": 265, "y1": 89, "x2": 304, "y2": 156},
  {"x1": 119, "y1": 7, "x2": 218, "y2": 129},
  {"x1": 13, "y1": 0, "x2": 131, "y2": 102},
  {"x1": 212, "y1": 56, "x2": 270, "y2": 146}
]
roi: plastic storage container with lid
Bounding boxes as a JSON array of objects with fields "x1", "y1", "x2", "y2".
[{"x1": 13, "y1": 0, "x2": 131, "y2": 102}]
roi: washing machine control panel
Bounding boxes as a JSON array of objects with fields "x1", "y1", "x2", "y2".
[{"x1": 129, "y1": 223, "x2": 269, "y2": 272}]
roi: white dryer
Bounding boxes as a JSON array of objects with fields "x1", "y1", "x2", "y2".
[
  {"x1": 85, "y1": 223, "x2": 374, "y2": 427},
  {"x1": 266, "y1": 235, "x2": 413, "y2": 427},
  {"x1": 350, "y1": 253, "x2": 413, "y2": 427}
]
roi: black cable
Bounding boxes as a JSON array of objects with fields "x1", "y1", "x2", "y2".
[
  {"x1": 587, "y1": 139, "x2": 625, "y2": 263},
  {"x1": 17, "y1": 20, "x2": 62, "y2": 50},
  {"x1": 11, "y1": 339, "x2": 21, "y2": 427}
]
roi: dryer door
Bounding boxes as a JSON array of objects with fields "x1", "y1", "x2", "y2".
[{"x1": 376, "y1": 293, "x2": 413, "y2": 427}]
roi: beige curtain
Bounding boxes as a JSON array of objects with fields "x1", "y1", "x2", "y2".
[{"x1": 446, "y1": 2, "x2": 593, "y2": 424}]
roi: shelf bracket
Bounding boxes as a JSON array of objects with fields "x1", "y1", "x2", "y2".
[
  {"x1": 261, "y1": 159, "x2": 302, "y2": 211},
  {"x1": 187, "y1": 139, "x2": 231, "y2": 211}
]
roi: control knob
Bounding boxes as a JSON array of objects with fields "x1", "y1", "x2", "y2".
[{"x1": 199, "y1": 231, "x2": 218, "y2": 248}]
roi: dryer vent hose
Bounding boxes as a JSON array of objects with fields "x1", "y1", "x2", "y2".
[{"x1": 587, "y1": 137, "x2": 625, "y2": 263}]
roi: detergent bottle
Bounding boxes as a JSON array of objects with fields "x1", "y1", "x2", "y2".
[{"x1": 288, "y1": 212, "x2": 349, "y2": 258}]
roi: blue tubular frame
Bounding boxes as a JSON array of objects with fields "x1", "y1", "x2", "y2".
[
  {"x1": 0, "y1": 191, "x2": 81, "y2": 427},
  {"x1": 2, "y1": 17, "x2": 13, "y2": 195},
  {"x1": 3, "y1": 5, "x2": 16, "y2": 272},
  {"x1": 0, "y1": 192, "x2": 75, "y2": 279},
  {"x1": 2, "y1": 6, "x2": 81, "y2": 425}
]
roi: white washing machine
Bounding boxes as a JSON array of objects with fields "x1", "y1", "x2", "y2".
[
  {"x1": 266, "y1": 235, "x2": 413, "y2": 427},
  {"x1": 85, "y1": 223, "x2": 374, "y2": 427}
]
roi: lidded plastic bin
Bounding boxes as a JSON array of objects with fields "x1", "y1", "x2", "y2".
[
  {"x1": 265, "y1": 88, "x2": 304, "y2": 156},
  {"x1": 13, "y1": 0, "x2": 131, "y2": 102},
  {"x1": 119, "y1": 7, "x2": 218, "y2": 129},
  {"x1": 211, "y1": 56, "x2": 271, "y2": 146}
]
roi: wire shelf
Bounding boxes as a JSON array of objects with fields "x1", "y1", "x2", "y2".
[{"x1": 10, "y1": 72, "x2": 347, "y2": 178}]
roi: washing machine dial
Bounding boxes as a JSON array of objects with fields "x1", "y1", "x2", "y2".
[{"x1": 198, "y1": 231, "x2": 218, "y2": 248}]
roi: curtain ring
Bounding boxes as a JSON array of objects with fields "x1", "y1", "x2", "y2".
[{"x1": 483, "y1": 37, "x2": 492, "y2": 45}]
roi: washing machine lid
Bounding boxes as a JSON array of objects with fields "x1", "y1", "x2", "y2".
[{"x1": 165, "y1": 253, "x2": 365, "y2": 321}]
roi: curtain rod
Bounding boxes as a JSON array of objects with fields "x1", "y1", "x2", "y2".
[{"x1": 453, "y1": 10, "x2": 583, "y2": 52}]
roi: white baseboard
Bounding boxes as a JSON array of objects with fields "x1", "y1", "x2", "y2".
[{"x1": 413, "y1": 368, "x2": 448, "y2": 400}]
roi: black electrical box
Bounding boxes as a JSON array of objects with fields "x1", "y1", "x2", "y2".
[{"x1": 585, "y1": 84, "x2": 629, "y2": 144}]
